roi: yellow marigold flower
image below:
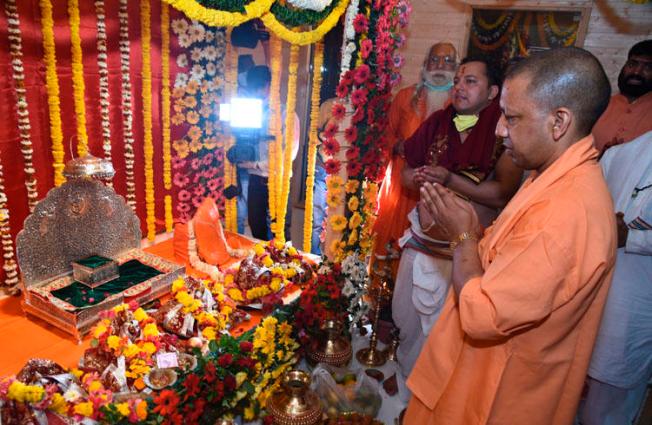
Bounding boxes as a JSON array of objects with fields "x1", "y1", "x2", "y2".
[
  {"x1": 116, "y1": 402, "x2": 130, "y2": 417},
  {"x1": 330, "y1": 215, "x2": 347, "y2": 232},
  {"x1": 221, "y1": 305, "x2": 232, "y2": 316},
  {"x1": 107, "y1": 335, "x2": 121, "y2": 351},
  {"x1": 224, "y1": 274, "x2": 235, "y2": 285},
  {"x1": 183, "y1": 96, "x2": 197, "y2": 108},
  {"x1": 227, "y1": 288, "x2": 244, "y2": 301},
  {"x1": 202, "y1": 327, "x2": 217, "y2": 340},
  {"x1": 187, "y1": 125, "x2": 202, "y2": 141},
  {"x1": 93, "y1": 323, "x2": 108, "y2": 339},
  {"x1": 186, "y1": 110, "x2": 200, "y2": 125},
  {"x1": 349, "y1": 212, "x2": 363, "y2": 229},
  {"x1": 345, "y1": 179, "x2": 359, "y2": 193},
  {"x1": 253, "y1": 243, "x2": 265, "y2": 256},
  {"x1": 172, "y1": 87, "x2": 185, "y2": 99},
  {"x1": 171, "y1": 278, "x2": 185, "y2": 293},
  {"x1": 133, "y1": 308, "x2": 147, "y2": 322},
  {"x1": 347, "y1": 196, "x2": 360, "y2": 212},
  {"x1": 7, "y1": 381, "x2": 44, "y2": 403},
  {"x1": 136, "y1": 400, "x2": 148, "y2": 420},
  {"x1": 262, "y1": 256, "x2": 273, "y2": 268},
  {"x1": 88, "y1": 380, "x2": 102, "y2": 392},
  {"x1": 262, "y1": 316, "x2": 278, "y2": 331},
  {"x1": 49, "y1": 393, "x2": 67, "y2": 414},
  {"x1": 360, "y1": 236, "x2": 373, "y2": 250},
  {"x1": 186, "y1": 79, "x2": 199, "y2": 94},
  {"x1": 143, "y1": 323, "x2": 159, "y2": 338},
  {"x1": 330, "y1": 240, "x2": 346, "y2": 255},
  {"x1": 286, "y1": 268, "x2": 297, "y2": 278},
  {"x1": 270, "y1": 277, "x2": 282, "y2": 292},
  {"x1": 172, "y1": 139, "x2": 189, "y2": 156},
  {"x1": 70, "y1": 368, "x2": 83, "y2": 379},
  {"x1": 236, "y1": 371, "x2": 248, "y2": 388},
  {"x1": 141, "y1": 342, "x2": 157, "y2": 355},
  {"x1": 348, "y1": 229, "x2": 358, "y2": 245},
  {"x1": 326, "y1": 175, "x2": 344, "y2": 192},
  {"x1": 278, "y1": 321, "x2": 292, "y2": 337},
  {"x1": 244, "y1": 406, "x2": 255, "y2": 421},
  {"x1": 189, "y1": 138, "x2": 203, "y2": 153},
  {"x1": 73, "y1": 401, "x2": 94, "y2": 417},
  {"x1": 327, "y1": 192, "x2": 343, "y2": 208},
  {"x1": 203, "y1": 136, "x2": 217, "y2": 150},
  {"x1": 124, "y1": 343, "x2": 140, "y2": 358}
]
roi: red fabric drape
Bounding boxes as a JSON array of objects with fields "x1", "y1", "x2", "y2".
[{"x1": 0, "y1": 0, "x2": 185, "y2": 282}]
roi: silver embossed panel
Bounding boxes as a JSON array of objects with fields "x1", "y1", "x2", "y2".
[{"x1": 16, "y1": 179, "x2": 141, "y2": 287}]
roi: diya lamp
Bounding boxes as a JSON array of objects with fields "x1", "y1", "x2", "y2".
[{"x1": 355, "y1": 281, "x2": 389, "y2": 367}]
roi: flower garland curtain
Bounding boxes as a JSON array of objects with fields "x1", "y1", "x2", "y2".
[
  {"x1": 162, "y1": 0, "x2": 350, "y2": 45},
  {"x1": 68, "y1": 0, "x2": 90, "y2": 157},
  {"x1": 0, "y1": 1, "x2": 194, "y2": 284}
]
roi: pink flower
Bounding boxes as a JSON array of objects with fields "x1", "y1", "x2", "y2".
[
  {"x1": 336, "y1": 83, "x2": 349, "y2": 99},
  {"x1": 340, "y1": 70, "x2": 354, "y2": 86},
  {"x1": 351, "y1": 107, "x2": 365, "y2": 124},
  {"x1": 190, "y1": 158, "x2": 201, "y2": 170},
  {"x1": 192, "y1": 196, "x2": 203, "y2": 208},
  {"x1": 354, "y1": 64, "x2": 371, "y2": 85},
  {"x1": 193, "y1": 185, "x2": 206, "y2": 197},
  {"x1": 360, "y1": 39, "x2": 373, "y2": 59},
  {"x1": 331, "y1": 102, "x2": 345, "y2": 121},
  {"x1": 178, "y1": 189, "x2": 191, "y2": 202},
  {"x1": 172, "y1": 157, "x2": 186, "y2": 169},
  {"x1": 173, "y1": 173, "x2": 189, "y2": 187},
  {"x1": 344, "y1": 126, "x2": 358, "y2": 143},
  {"x1": 351, "y1": 88, "x2": 368, "y2": 106},
  {"x1": 207, "y1": 178, "x2": 219, "y2": 192},
  {"x1": 353, "y1": 14, "x2": 368, "y2": 33}
]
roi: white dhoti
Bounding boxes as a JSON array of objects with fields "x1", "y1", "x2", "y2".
[{"x1": 392, "y1": 209, "x2": 452, "y2": 379}]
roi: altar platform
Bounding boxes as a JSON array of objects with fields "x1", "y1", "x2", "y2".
[{"x1": 0, "y1": 234, "x2": 266, "y2": 378}]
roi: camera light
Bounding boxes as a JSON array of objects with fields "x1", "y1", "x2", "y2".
[{"x1": 219, "y1": 97, "x2": 263, "y2": 129}]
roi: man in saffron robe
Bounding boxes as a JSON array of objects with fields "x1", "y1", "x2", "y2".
[
  {"x1": 592, "y1": 39, "x2": 652, "y2": 153},
  {"x1": 370, "y1": 42, "x2": 458, "y2": 285},
  {"x1": 405, "y1": 47, "x2": 616, "y2": 425},
  {"x1": 392, "y1": 57, "x2": 523, "y2": 376}
]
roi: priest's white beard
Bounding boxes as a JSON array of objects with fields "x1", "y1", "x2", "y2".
[{"x1": 421, "y1": 69, "x2": 455, "y2": 115}]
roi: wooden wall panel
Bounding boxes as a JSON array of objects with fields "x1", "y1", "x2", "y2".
[{"x1": 398, "y1": 0, "x2": 652, "y2": 92}]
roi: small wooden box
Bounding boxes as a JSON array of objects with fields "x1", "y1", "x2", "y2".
[{"x1": 72, "y1": 255, "x2": 119, "y2": 288}]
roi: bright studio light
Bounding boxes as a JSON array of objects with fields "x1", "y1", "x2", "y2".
[{"x1": 219, "y1": 97, "x2": 263, "y2": 129}]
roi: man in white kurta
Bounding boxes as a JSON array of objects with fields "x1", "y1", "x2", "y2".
[{"x1": 580, "y1": 130, "x2": 652, "y2": 425}]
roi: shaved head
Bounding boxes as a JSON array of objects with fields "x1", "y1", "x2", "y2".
[{"x1": 505, "y1": 47, "x2": 611, "y2": 136}]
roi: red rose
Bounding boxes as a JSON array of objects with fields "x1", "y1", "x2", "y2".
[
  {"x1": 239, "y1": 341, "x2": 253, "y2": 353},
  {"x1": 218, "y1": 353, "x2": 233, "y2": 367}
]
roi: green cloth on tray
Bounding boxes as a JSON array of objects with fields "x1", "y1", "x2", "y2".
[
  {"x1": 74, "y1": 255, "x2": 114, "y2": 269},
  {"x1": 51, "y1": 260, "x2": 162, "y2": 309}
]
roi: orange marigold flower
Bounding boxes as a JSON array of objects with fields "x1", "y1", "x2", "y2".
[{"x1": 186, "y1": 111, "x2": 200, "y2": 125}]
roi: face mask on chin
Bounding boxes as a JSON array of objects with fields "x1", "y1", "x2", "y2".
[{"x1": 422, "y1": 69, "x2": 455, "y2": 90}]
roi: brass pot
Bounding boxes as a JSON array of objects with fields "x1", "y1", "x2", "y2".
[
  {"x1": 267, "y1": 370, "x2": 323, "y2": 425},
  {"x1": 306, "y1": 320, "x2": 352, "y2": 367}
]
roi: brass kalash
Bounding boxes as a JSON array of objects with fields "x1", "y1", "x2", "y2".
[{"x1": 16, "y1": 155, "x2": 184, "y2": 342}]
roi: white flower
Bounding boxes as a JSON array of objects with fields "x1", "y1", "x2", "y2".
[
  {"x1": 178, "y1": 33, "x2": 191, "y2": 48},
  {"x1": 190, "y1": 64, "x2": 205, "y2": 81},
  {"x1": 342, "y1": 280, "x2": 355, "y2": 297},
  {"x1": 188, "y1": 23, "x2": 206, "y2": 43},
  {"x1": 190, "y1": 47, "x2": 203, "y2": 62},
  {"x1": 171, "y1": 18, "x2": 189, "y2": 36},
  {"x1": 206, "y1": 62, "x2": 216, "y2": 76},
  {"x1": 204, "y1": 30, "x2": 215, "y2": 43},
  {"x1": 286, "y1": 0, "x2": 333, "y2": 12},
  {"x1": 174, "y1": 72, "x2": 189, "y2": 88},
  {"x1": 204, "y1": 45, "x2": 218, "y2": 61},
  {"x1": 176, "y1": 54, "x2": 188, "y2": 68}
]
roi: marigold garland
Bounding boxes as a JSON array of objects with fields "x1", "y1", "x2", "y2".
[
  {"x1": 161, "y1": 3, "x2": 173, "y2": 231},
  {"x1": 39, "y1": 0, "x2": 65, "y2": 187},
  {"x1": 68, "y1": 0, "x2": 89, "y2": 157},
  {"x1": 303, "y1": 42, "x2": 324, "y2": 252},
  {"x1": 223, "y1": 28, "x2": 239, "y2": 232},
  {"x1": 5, "y1": 0, "x2": 39, "y2": 211},
  {"x1": 162, "y1": 0, "x2": 273, "y2": 27},
  {"x1": 267, "y1": 36, "x2": 283, "y2": 231},
  {"x1": 0, "y1": 162, "x2": 19, "y2": 292},
  {"x1": 260, "y1": 0, "x2": 349, "y2": 46},
  {"x1": 275, "y1": 44, "x2": 299, "y2": 241},
  {"x1": 95, "y1": 0, "x2": 112, "y2": 172},
  {"x1": 119, "y1": 0, "x2": 136, "y2": 209},
  {"x1": 141, "y1": 0, "x2": 156, "y2": 240}
]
